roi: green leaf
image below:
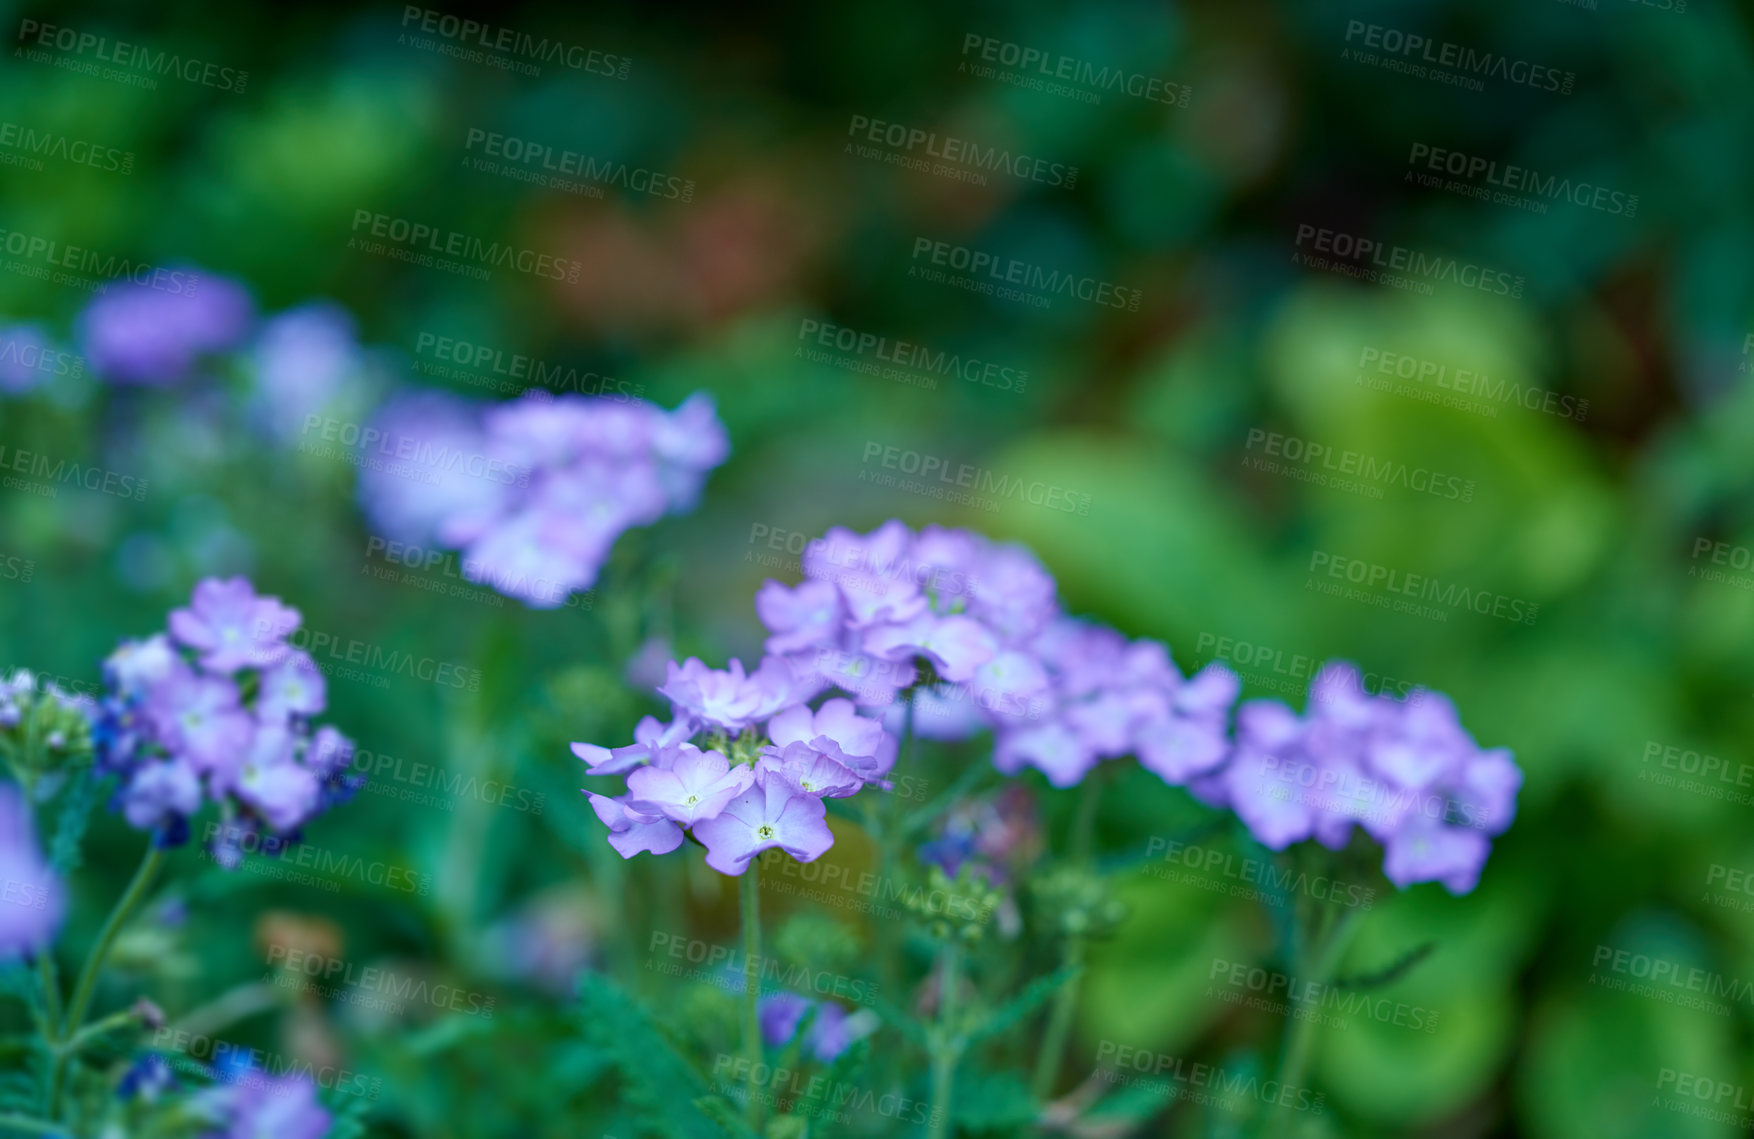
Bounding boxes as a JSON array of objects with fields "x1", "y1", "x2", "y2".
[{"x1": 1336, "y1": 941, "x2": 1436, "y2": 992}]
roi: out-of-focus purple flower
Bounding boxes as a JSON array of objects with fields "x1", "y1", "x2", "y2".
[
  {"x1": 693, "y1": 776, "x2": 835, "y2": 876},
  {"x1": 0, "y1": 324, "x2": 73, "y2": 394},
  {"x1": 80, "y1": 269, "x2": 253, "y2": 386},
  {"x1": 197, "y1": 1067, "x2": 331, "y2": 1139},
  {"x1": 250, "y1": 303, "x2": 360, "y2": 434},
  {"x1": 168, "y1": 577, "x2": 300, "y2": 672},
  {"x1": 659, "y1": 658, "x2": 772, "y2": 733},
  {"x1": 757, "y1": 994, "x2": 878, "y2": 1062},
  {"x1": 1201, "y1": 662, "x2": 1521, "y2": 895},
  {"x1": 0, "y1": 783, "x2": 64, "y2": 957},
  {"x1": 357, "y1": 390, "x2": 728, "y2": 608},
  {"x1": 95, "y1": 579, "x2": 362, "y2": 858}
]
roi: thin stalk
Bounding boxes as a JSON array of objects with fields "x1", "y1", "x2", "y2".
[
  {"x1": 1268, "y1": 907, "x2": 1361, "y2": 1137},
  {"x1": 47, "y1": 842, "x2": 164, "y2": 1119},
  {"x1": 740, "y1": 861, "x2": 764, "y2": 1130},
  {"x1": 34, "y1": 955, "x2": 60, "y2": 1040},
  {"x1": 1032, "y1": 773, "x2": 1104, "y2": 1099},
  {"x1": 927, "y1": 937, "x2": 963, "y2": 1139}
]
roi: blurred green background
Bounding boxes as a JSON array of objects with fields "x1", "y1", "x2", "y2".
[{"x1": 2, "y1": 0, "x2": 1752, "y2": 1135}]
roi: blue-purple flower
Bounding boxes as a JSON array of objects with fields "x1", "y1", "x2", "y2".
[
  {"x1": 79, "y1": 269, "x2": 253, "y2": 386},
  {"x1": 0, "y1": 783, "x2": 64, "y2": 957},
  {"x1": 95, "y1": 578, "x2": 361, "y2": 858}
]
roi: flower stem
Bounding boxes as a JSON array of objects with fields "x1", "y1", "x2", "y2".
[
  {"x1": 927, "y1": 937, "x2": 962, "y2": 1139},
  {"x1": 740, "y1": 860, "x2": 764, "y2": 1131},
  {"x1": 1266, "y1": 906, "x2": 1360, "y2": 1137},
  {"x1": 47, "y1": 841, "x2": 163, "y2": 1120},
  {"x1": 1032, "y1": 772, "x2": 1103, "y2": 1100}
]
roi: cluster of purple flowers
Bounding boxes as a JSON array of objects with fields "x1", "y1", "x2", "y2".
[
  {"x1": 78, "y1": 270, "x2": 255, "y2": 387},
  {"x1": 588, "y1": 519, "x2": 1520, "y2": 894},
  {"x1": 575, "y1": 652, "x2": 894, "y2": 874},
  {"x1": 757, "y1": 992, "x2": 878, "y2": 1062},
  {"x1": 1189, "y1": 662, "x2": 1522, "y2": 894},
  {"x1": 94, "y1": 577, "x2": 361, "y2": 861},
  {"x1": 360, "y1": 389, "x2": 728, "y2": 607}
]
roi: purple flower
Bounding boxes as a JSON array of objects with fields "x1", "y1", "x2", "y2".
[
  {"x1": 198, "y1": 1069, "x2": 331, "y2": 1139},
  {"x1": 863, "y1": 613, "x2": 998, "y2": 683},
  {"x1": 624, "y1": 745, "x2": 753, "y2": 826},
  {"x1": 660, "y1": 658, "x2": 799, "y2": 733},
  {"x1": 764, "y1": 698, "x2": 894, "y2": 777},
  {"x1": 993, "y1": 722, "x2": 1097, "y2": 788},
  {"x1": 758, "y1": 991, "x2": 813, "y2": 1047},
  {"x1": 1382, "y1": 818, "x2": 1492, "y2": 895},
  {"x1": 250, "y1": 303, "x2": 359, "y2": 434},
  {"x1": 120, "y1": 759, "x2": 202, "y2": 831},
  {"x1": 757, "y1": 994, "x2": 877, "y2": 1062},
  {"x1": 571, "y1": 714, "x2": 693, "y2": 775},
  {"x1": 168, "y1": 577, "x2": 300, "y2": 672},
  {"x1": 693, "y1": 776, "x2": 835, "y2": 875},
  {"x1": 223, "y1": 725, "x2": 320, "y2": 831},
  {"x1": 0, "y1": 784, "x2": 64, "y2": 957},
  {"x1": 145, "y1": 666, "x2": 253, "y2": 776},
  {"x1": 358, "y1": 390, "x2": 728, "y2": 608},
  {"x1": 255, "y1": 651, "x2": 326, "y2": 723},
  {"x1": 757, "y1": 742, "x2": 866, "y2": 799},
  {"x1": 584, "y1": 792, "x2": 684, "y2": 858},
  {"x1": 756, "y1": 580, "x2": 844, "y2": 656},
  {"x1": 80, "y1": 269, "x2": 253, "y2": 386}
]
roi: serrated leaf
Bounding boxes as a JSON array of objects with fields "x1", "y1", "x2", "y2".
[{"x1": 965, "y1": 964, "x2": 1081, "y2": 1045}]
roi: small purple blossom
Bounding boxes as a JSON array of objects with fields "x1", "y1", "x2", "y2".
[
  {"x1": 625, "y1": 745, "x2": 753, "y2": 826},
  {"x1": 168, "y1": 577, "x2": 300, "y2": 672},
  {"x1": 197, "y1": 1068, "x2": 332, "y2": 1139},
  {"x1": 693, "y1": 775, "x2": 835, "y2": 876}
]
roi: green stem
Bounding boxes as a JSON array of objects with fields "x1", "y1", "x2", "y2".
[
  {"x1": 33, "y1": 955, "x2": 60, "y2": 1040},
  {"x1": 48, "y1": 842, "x2": 163, "y2": 1120},
  {"x1": 1032, "y1": 773, "x2": 1104, "y2": 1100},
  {"x1": 741, "y1": 861, "x2": 764, "y2": 1131},
  {"x1": 1267, "y1": 907, "x2": 1361, "y2": 1137},
  {"x1": 927, "y1": 937, "x2": 962, "y2": 1139}
]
